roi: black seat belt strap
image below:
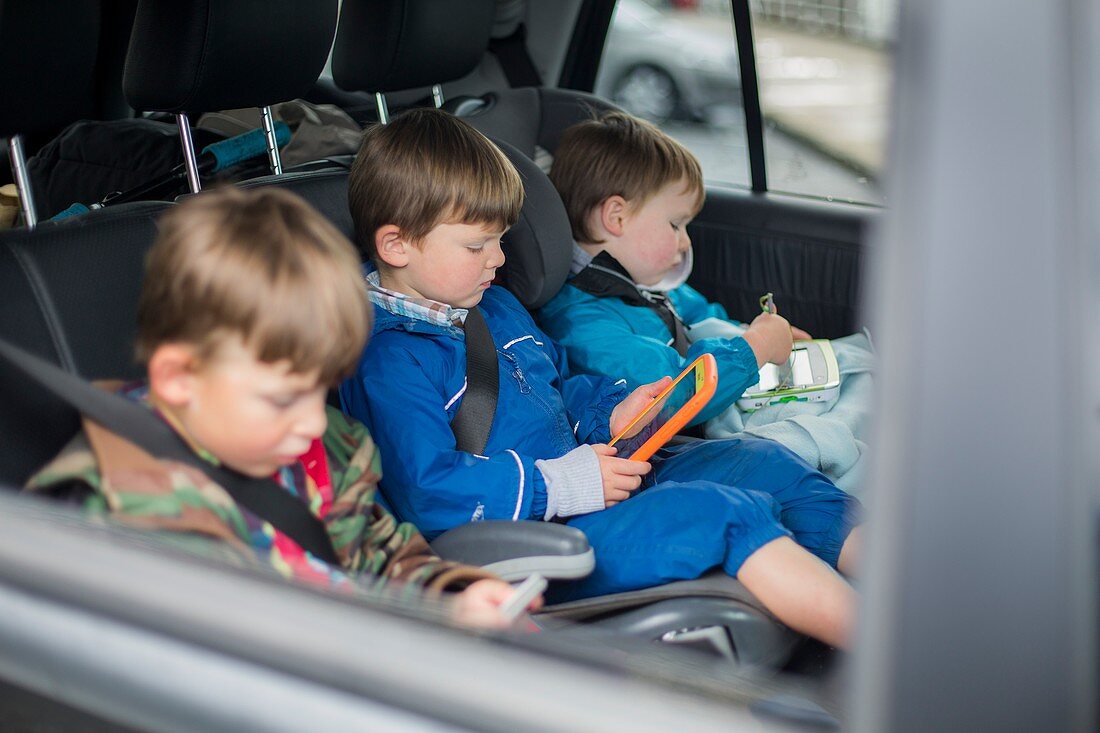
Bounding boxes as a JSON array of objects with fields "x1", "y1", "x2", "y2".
[
  {"x1": 450, "y1": 306, "x2": 499, "y2": 455},
  {"x1": 488, "y1": 23, "x2": 543, "y2": 88},
  {"x1": 571, "y1": 252, "x2": 692, "y2": 356},
  {"x1": 0, "y1": 338, "x2": 340, "y2": 565}
]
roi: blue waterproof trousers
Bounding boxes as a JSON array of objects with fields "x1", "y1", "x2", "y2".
[{"x1": 555, "y1": 437, "x2": 861, "y2": 602}]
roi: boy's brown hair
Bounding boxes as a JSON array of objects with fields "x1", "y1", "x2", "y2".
[
  {"x1": 550, "y1": 111, "x2": 705, "y2": 244},
  {"x1": 347, "y1": 108, "x2": 524, "y2": 263},
  {"x1": 136, "y1": 187, "x2": 370, "y2": 385}
]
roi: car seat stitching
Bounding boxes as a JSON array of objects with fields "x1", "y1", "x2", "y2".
[
  {"x1": 182, "y1": 1, "x2": 217, "y2": 111},
  {"x1": 7, "y1": 242, "x2": 77, "y2": 372}
]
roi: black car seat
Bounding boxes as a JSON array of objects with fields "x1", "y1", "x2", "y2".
[
  {"x1": 120, "y1": 0, "x2": 355, "y2": 239},
  {"x1": 329, "y1": 0, "x2": 498, "y2": 124},
  {"x1": 122, "y1": 0, "x2": 341, "y2": 193},
  {"x1": 329, "y1": 0, "x2": 619, "y2": 163},
  {"x1": 0, "y1": 0, "x2": 345, "y2": 484},
  {"x1": 0, "y1": 0, "x2": 101, "y2": 229},
  {"x1": 0, "y1": 0, "x2": 173, "y2": 484},
  {"x1": 20, "y1": 0, "x2": 215, "y2": 221}
]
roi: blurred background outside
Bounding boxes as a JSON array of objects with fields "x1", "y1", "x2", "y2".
[{"x1": 595, "y1": 0, "x2": 896, "y2": 205}]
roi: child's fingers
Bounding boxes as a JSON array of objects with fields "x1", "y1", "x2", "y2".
[
  {"x1": 610, "y1": 457, "x2": 651, "y2": 475},
  {"x1": 604, "y1": 488, "x2": 633, "y2": 503},
  {"x1": 647, "y1": 376, "x2": 673, "y2": 396},
  {"x1": 606, "y1": 473, "x2": 642, "y2": 492},
  {"x1": 591, "y1": 444, "x2": 618, "y2": 457}
]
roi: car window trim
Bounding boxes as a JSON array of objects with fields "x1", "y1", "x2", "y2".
[
  {"x1": 568, "y1": 0, "x2": 769, "y2": 192},
  {"x1": 731, "y1": 0, "x2": 767, "y2": 192}
]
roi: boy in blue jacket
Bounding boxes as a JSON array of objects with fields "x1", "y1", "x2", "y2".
[
  {"x1": 340, "y1": 109, "x2": 862, "y2": 648},
  {"x1": 539, "y1": 112, "x2": 874, "y2": 492}
]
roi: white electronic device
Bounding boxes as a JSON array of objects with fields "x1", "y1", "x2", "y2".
[
  {"x1": 498, "y1": 573, "x2": 547, "y2": 622},
  {"x1": 737, "y1": 339, "x2": 841, "y2": 411}
]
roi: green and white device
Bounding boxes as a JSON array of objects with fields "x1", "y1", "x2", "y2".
[{"x1": 737, "y1": 339, "x2": 841, "y2": 411}]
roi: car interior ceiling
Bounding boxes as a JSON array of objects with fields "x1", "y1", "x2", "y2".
[{"x1": 0, "y1": 0, "x2": 872, "y2": 715}]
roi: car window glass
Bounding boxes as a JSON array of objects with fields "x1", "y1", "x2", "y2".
[
  {"x1": 0, "y1": 491, "x2": 838, "y2": 726},
  {"x1": 752, "y1": 0, "x2": 897, "y2": 204},
  {"x1": 595, "y1": 0, "x2": 751, "y2": 189}
]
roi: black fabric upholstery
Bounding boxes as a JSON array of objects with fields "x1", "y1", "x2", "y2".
[
  {"x1": 0, "y1": 1, "x2": 100, "y2": 137},
  {"x1": 534, "y1": 88, "x2": 620, "y2": 154},
  {"x1": 450, "y1": 87, "x2": 619, "y2": 158},
  {"x1": 331, "y1": 0, "x2": 495, "y2": 94},
  {"x1": 93, "y1": 0, "x2": 140, "y2": 119},
  {"x1": 237, "y1": 169, "x2": 354, "y2": 241},
  {"x1": 494, "y1": 140, "x2": 572, "y2": 310},
  {"x1": 687, "y1": 190, "x2": 868, "y2": 338},
  {"x1": 689, "y1": 219, "x2": 863, "y2": 339},
  {"x1": 450, "y1": 88, "x2": 541, "y2": 157},
  {"x1": 123, "y1": 0, "x2": 338, "y2": 113},
  {"x1": 27, "y1": 118, "x2": 187, "y2": 218},
  {"x1": 0, "y1": 202, "x2": 168, "y2": 486}
]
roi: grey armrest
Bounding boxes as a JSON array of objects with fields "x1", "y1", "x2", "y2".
[{"x1": 430, "y1": 520, "x2": 594, "y2": 582}]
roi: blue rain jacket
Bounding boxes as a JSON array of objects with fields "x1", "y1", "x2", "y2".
[
  {"x1": 538, "y1": 282, "x2": 761, "y2": 426},
  {"x1": 340, "y1": 285, "x2": 627, "y2": 540}
]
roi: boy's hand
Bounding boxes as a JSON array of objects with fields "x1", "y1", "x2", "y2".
[
  {"x1": 743, "y1": 312, "x2": 794, "y2": 367},
  {"x1": 591, "y1": 444, "x2": 651, "y2": 507},
  {"x1": 452, "y1": 578, "x2": 543, "y2": 629},
  {"x1": 791, "y1": 325, "x2": 813, "y2": 341},
  {"x1": 609, "y1": 376, "x2": 673, "y2": 438}
]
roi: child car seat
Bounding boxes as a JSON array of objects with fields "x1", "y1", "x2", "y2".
[
  {"x1": 328, "y1": 0, "x2": 803, "y2": 667},
  {"x1": 0, "y1": 1, "x2": 173, "y2": 484}
]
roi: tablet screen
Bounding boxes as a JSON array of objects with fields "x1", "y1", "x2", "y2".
[
  {"x1": 611, "y1": 366, "x2": 700, "y2": 459},
  {"x1": 755, "y1": 348, "x2": 814, "y2": 392}
]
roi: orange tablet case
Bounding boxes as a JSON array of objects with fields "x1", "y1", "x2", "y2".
[{"x1": 607, "y1": 354, "x2": 718, "y2": 462}]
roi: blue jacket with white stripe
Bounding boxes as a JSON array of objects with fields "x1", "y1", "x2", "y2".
[
  {"x1": 339, "y1": 285, "x2": 628, "y2": 540},
  {"x1": 538, "y1": 282, "x2": 761, "y2": 427}
]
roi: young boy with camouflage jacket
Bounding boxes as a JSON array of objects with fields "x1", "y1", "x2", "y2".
[{"x1": 25, "y1": 187, "x2": 535, "y2": 627}]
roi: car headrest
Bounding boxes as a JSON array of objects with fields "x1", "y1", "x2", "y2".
[
  {"x1": 491, "y1": 0, "x2": 526, "y2": 39},
  {"x1": 494, "y1": 138, "x2": 572, "y2": 310},
  {"x1": 0, "y1": 1, "x2": 100, "y2": 137},
  {"x1": 331, "y1": 0, "x2": 496, "y2": 94},
  {"x1": 123, "y1": 0, "x2": 338, "y2": 113}
]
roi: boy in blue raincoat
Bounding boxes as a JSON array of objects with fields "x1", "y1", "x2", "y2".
[
  {"x1": 340, "y1": 109, "x2": 862, "y2": 648},
  {"x1": 539, "y1": 112, "x2": 875, "y2": 493}
]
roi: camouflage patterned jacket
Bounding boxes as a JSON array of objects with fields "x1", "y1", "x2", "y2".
[{"x1": 25, "y1": 388, "x2": 493, "y2": 595}]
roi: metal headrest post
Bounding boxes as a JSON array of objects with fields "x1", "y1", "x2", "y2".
[
  {"x1": 432, "y1": 84, "x2": 445, "y2": 108},
  {"x1": 259, "y1": 106, "x2": 284, "y2": 175},
  {"x1": 175, "y1": 113, "x2": 202, "y2": 194},
  {"x1": 375, "y1": 92, "x2": 390, "y2": 124},
  {"x1": 7, "y1": 135, "x2": 37, "y2": 229}
]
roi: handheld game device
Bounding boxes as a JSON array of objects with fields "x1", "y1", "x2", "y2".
[{"x1": 608, "y1": 354, "x2": 718, "y2": 462}]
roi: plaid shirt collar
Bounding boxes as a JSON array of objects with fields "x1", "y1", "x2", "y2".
[{"x1": 364, "y1": 271, "x2": 468, "y2": 328}]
